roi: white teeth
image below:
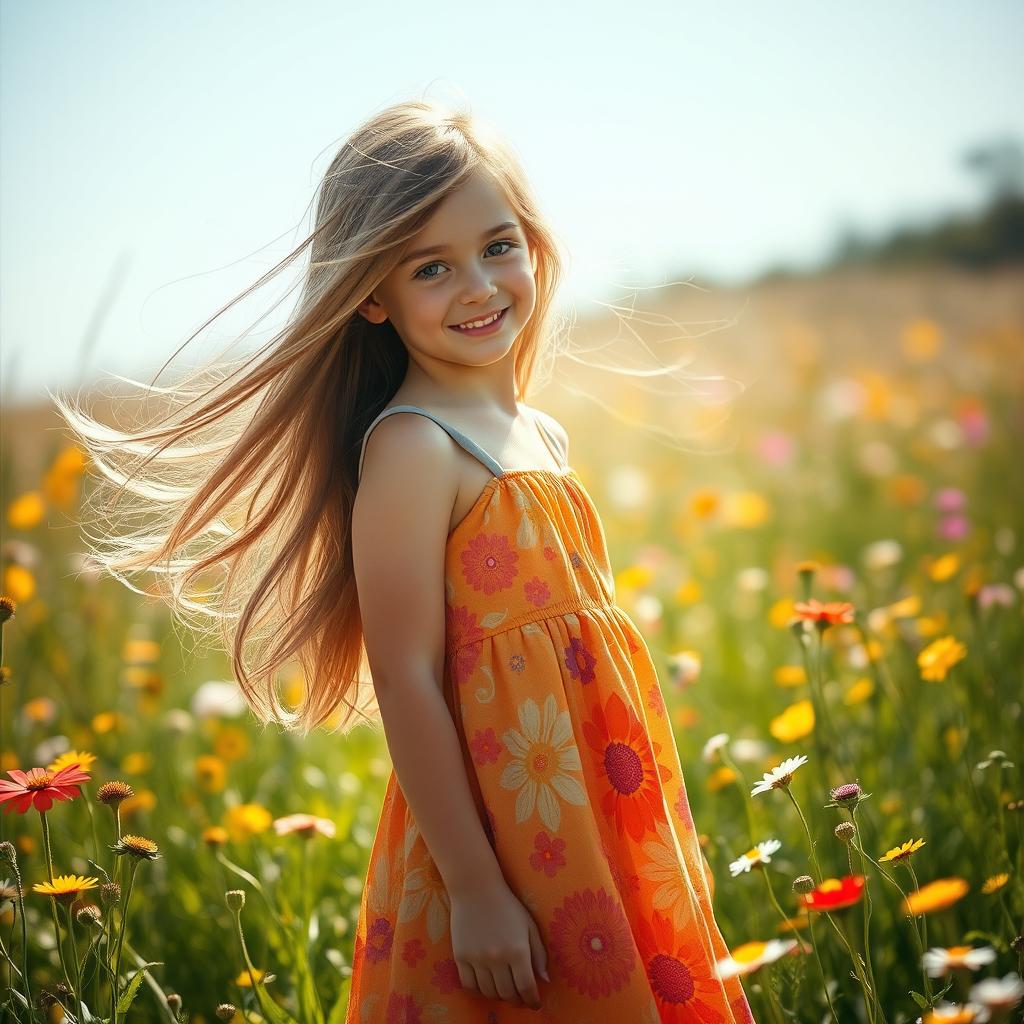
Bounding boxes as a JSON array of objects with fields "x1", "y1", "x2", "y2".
[{"x1": 456, "y1": 309, "x2": 502, "y2": 329}]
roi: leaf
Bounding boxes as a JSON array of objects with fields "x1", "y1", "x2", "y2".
[
  {"x1": 909, "y1": 990, "x2": 929, "y2": 1009},
  {"x1": 116, "y1": 963, "x2": 157, "y2": 1014},
  {"x1": 326, "y1": 976, "x2": 353, "y2": 1024}
]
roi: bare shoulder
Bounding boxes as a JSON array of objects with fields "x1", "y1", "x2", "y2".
[
  {"x1": 527, "y1": 405, "x2": 570, "y2": 461},
  {"x1": 352, "y1": 412, "x2": 461, "y2": 686}
]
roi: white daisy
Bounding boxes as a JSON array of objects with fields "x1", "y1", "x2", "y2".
[
  {"x1": 715, "y1": 938, "x2": 798, "y2": 979},
  {"x1": 750, "y1": 755, "x2": 809, "y2": 796},
  {"x1": 968, "y1": 971, "x2": 1024, "y2": 1012},
  {"x1": 702, "y1": 733, "x2": 730, "y2": 764},
  {"x1": 922, "y1": 945, "x2": 997, "y2": 978},
  {"x1": 729, "y1": 839, "x2": 782, "y2": 876}
]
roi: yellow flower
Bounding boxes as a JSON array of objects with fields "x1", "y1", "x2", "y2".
[
  {"x1": 773, "y1": 665, "x2": 806, "y2": 688},
  {"x1": 3, "y1": 565, "x2": 35, "y2": 603},
  {"x1": 195, "y1": 755, "x2": 227, "y2": 793},
  {"x1": 902, "y1": 318, "x2": 942, "y2": 362},
  {"x1": 23, "y1": 697, "x2": 57, "y2": 724},
  {"x1": 887, "y1": 595, "x2": 922, "y2": 619},
  {"x1": 120, "y1": 752, "x2": 152, "y2": 775},
  {"x1": 902, "y1": 877, "x2": 969, "y2": 916},
  {"x1": 673, "y1": 579, "x2": 702, "y2": 605},
  {"x1": 707, "y1": 766, "x2": 737, "y2": 792},
  {"x1": 929, "y1": 553, "x2": 960, "y2": 582},
  {"x1": 615, "y1": 564, "x2": 654, "y2": 591},
  {"x1": 47, "y1": 750, "x2": 97, "y2": 774},
  {"x1": 880, "y1": 837, "x2": 927, "y2": 863},
  {"x1": 843, "y1": 678, "x2": 874, "y2": 706},
  {"x1": 224, "y1": 803, "x2": 273, "y2": 841},
  {"x1": 122, "y1": 638, "x2": 161, "y2": 664},
  {"x1": 944, "y1": 726, "x2": 965, "y2": 760},
  {"x1": 120, "y1": 790, "x2": 157, "y2": 818},
  {"x1": 202, "y1": 825, "x2": 230, "y2": 847},
  {"x1": 918, "y1": 635, "x2": 967, "y2": 682},
  {"x1": 214, "y1": 726, "x2": 250, "y2": 762},
  {"x1": 234, "y1": 967, "x2": 271, "y2": 987},
  {"x1": 980, "y1": 872, "x2": 1009, "y2": 895},
  {"x1": 723, "y1": 491, "x2": 771, "y2": 529},
  {"x1": 769, "y1": 598, "x2": 796, "y2": 630},
  {"x1": 689, "y1": 489, "x2": 720, "y2": 521},
  {"x1": 91, "y1": 711, "x2": 126, "y2": 734},
  {"x1": 769, "y1": 700, "x2": 815, "y2": 742},
  {"x1": 7, "y1": 491, "x2": 45, "y2": 530},
  {"x1": 33, "y1": 874, "x2": 99, "y2": 905}
]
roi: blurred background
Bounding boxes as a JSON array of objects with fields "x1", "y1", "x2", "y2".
[{"x1": 2, "y1": 3, "x2": 1023, "y2": 1023}]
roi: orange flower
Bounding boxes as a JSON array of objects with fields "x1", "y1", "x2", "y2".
[
  {"x1": 793, "y1": 599, "x2": 855, "y2": 628},
  {"x1": 0, "y1": 763, "x2": 91, "y2": 814},
  {"x1": 902, "y1": 877, "x2": 969, "y2": 916}
]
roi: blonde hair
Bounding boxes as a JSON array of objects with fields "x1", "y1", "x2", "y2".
[{"x1": 50, "y1": 98, "x2": 566, "y2": 738}]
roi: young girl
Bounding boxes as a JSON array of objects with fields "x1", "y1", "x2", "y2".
[{"x1": 54, "y1": 100, "x2": 754, "y2": 1023}]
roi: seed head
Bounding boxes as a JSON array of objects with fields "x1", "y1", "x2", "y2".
[
  {"x1": 225, "y1": 889, "x2": 246, "y2": 911},
  {"x1": 793, "y1": 874, "x2": 815, "y2": 894}
]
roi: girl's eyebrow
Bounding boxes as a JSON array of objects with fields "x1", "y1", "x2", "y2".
[{"x1": 399, "y1": 221, "x2": 520, "y2": 265}]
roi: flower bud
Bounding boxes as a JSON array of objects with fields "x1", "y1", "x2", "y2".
[
  {"x1": 835, "y1": 821, "x2": 856, "y2": 844},
  {"x1": 225, "y1": 889, "x2": 246, "y2": 911},
  {"x1": 215, "y1": 1003, "x2": 236, "y2": 1021},
  {"x1": 793, "y1": 874, "x2": 815, "y2": 894}
]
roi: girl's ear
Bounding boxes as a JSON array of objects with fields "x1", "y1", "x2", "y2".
[{"x1": 357, "y1": 292, "x2": 389, "y2": 325}]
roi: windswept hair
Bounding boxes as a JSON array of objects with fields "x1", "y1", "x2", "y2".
[{"x1": 49, "y1": 98, "x2": 566, "y2": 738}]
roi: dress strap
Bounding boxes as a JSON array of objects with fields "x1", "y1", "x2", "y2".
[
  {"x1": 529, "y1": 409, "x2": 567, "y2": 470},
  {"x1": 357, "y1": 404, "x2": 505, "y2": 482}
]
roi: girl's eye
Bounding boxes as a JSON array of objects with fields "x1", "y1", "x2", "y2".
[{"x1": 413, "y1": 239, "x2": 518, "y2": 281}]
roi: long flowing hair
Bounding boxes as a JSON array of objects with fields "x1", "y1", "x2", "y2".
[{"x1": 49, "y1": 99, "x2": 566, "y2": 738}]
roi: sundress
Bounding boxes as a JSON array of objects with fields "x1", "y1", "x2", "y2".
[{"x1": 347, "y1": 403, "x2": 755, "y2": 1024}]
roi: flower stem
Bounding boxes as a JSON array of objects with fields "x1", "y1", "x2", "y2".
[
  {"x1": 38, "y1": 813, "x2": 77, "y2": 1005},
  {"x1": 851, "y1": 808, "x2": 886, "y2": 1024},
  {"x1": 67, "y1": 904, "x2": 86, "y2": 1024},
  {"x1": 111, "y1": 860, "x2": 140, "y2": 1024}
]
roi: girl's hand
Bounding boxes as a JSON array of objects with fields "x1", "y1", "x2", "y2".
[{"x1": 449, "y1": 880, "x2": 550, "y2": 1010}]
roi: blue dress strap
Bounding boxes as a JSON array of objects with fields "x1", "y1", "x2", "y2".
[{"x1": 357, "y1": 404, "x2": 505, "y2": 482}]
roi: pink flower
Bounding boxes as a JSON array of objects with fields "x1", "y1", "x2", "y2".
[{"x1": 0, "y1": 763, "x2": 91, "y2": 814}]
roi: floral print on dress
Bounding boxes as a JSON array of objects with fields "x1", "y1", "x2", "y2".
[
  {"x1": 499, "y1": 694, "x2": 587, "y2": 831},
  {"x1": 346, "y1": 469, "x2": 755, "y2": 1022}
]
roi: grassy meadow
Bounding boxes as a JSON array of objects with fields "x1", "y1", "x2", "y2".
[{"x1": 0, "y1": 266, "x2": 1022, "y2": 1023}]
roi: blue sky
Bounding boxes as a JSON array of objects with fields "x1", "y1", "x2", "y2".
[{"x1": 2, "y1": 0, "x2": 1022, "y2": 402}]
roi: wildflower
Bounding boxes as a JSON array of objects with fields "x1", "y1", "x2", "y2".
[
  {"x1": 880, "y1": 838, "x2": 926, "y2": 863},
  {"x1": 798, "y1": 875, "x2": 866, "y2": 912},
  {"x1": 793, "y1": 598, "x2": 855, "y2": 629},
  {"x1": 715, "y1": 938, "x2": 799, "y2": 979},
  {"x1": 225, "y1": 889, "x2": 246, "y2": 911},
  {"x1": 773, "y1": 665, "x2": 806, "y2": 688},
  {"x1": 0, "y1": 763, "x2": 91, "y2": 814},
  {"x1": 981, "y1": 872, "x2": 1009, "y2": 895},
  {"x1": 96, "y1": 781, "x2": 134, "y2": 807},
  {"x1": 47, "y1": 750, "x2": 96, "y2": 775},
  {"x1": 968, "y1": 972, "x2": 1024, "y2": 1014},
  {"x1": 216, "y1": 1004, "x2": 237, "y2": 1021},
  {"x1": 99, "y1": 882, "x2": 121, "y2": 906},
  {"x1": 835, "y1": 822, "x2": 856, "y2": 844},
  {"x1": 166, "y1": 994, "x2": 182, "y2": 1014},
  {"x1": 729, "y1": 839, "x2": 782, "y2": 876},
  {"x1": 32, "y1": 874, "x2": 99, "y2": 905},
  {"x1": 111, "y1": 834, "x2": 160, "y2": 861},
  {"x1": 76, "y1": 904, "x2": 102, "y2": 926},
  {"x1": 707, "y1": 767, "x2": 737, "y2": 792},
  {"x1": 0, "y1": 596, "x2": 15, "y2": 623},
  {"x1": 902, "y1": 877, "x2": 969, "y2": 916},
  {"x1": 976, "y1": 750, "x2": 1015, "y2": 771},
  {"x1": 921, "y1": 1003, "x2": 983, "y2": 1023},
  {"x1": 701, "y1": 733, "x2": 730, "y2": 764},
  {"x1": 224, "y1": 803, "x2": 272, "y2": 840},
  {"x1": 273, "y1": 813, "x2": 336, "y2": 839},
  {"x1": 750, "y1": 755, "x2": 809, "y2": 796},
  {"x1": 793, "y1": 875, "x2": 815, "y2": 895},
  {"x1": 195, "y1": 754, "x2": 227, "y2": 793},
  {"x1": 918, "y1": 635, "x2": 967, "y2": 681},
  {"x1": 235, "y1": 967, "x2": 274, "y2": 987},
  {"x1": 921, "y1": 945, "x2": 997, "y2": 977},
  {"x1": 666, "y1": 650, "x2": 701, "y2": 688},
  {"x1": 863, "y1": 539, "x2": 903, "y2": 572},
  {"x1": 769, "y1": 700, "x2": 814, "y2": 742},
  {"x1": 202, "y1": 826, "x2": 230, "y2": 847},
  {"x1": 827, "y1": 781, "x2": 866, "y2": 808}
]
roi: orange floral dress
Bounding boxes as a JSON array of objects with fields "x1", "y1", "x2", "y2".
[{"x1": 347, "y1": 405, "x2": 754, "y2": 1024}]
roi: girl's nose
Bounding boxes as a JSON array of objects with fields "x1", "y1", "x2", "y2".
[{"x1": 459, "y1": 265, "x2": 498, "y2": 303}]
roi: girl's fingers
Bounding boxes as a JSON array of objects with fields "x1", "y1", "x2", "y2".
[
  {"x1": 473, "y1": 965, "x2": 498, "y2": 1000},
  {"x1": 527, "y1": 918, "x2": 550, "y2": 983},
  {"x1": 490, "y1": 962, "x2": 524, "y2": 1005},
  {"x1": 455, "y1": 959, "x2": 478, "y2": 994}
]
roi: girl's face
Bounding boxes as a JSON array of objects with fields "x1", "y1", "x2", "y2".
[{"x1": 357, "y1": 167, "x2": 537, "y2": 372}]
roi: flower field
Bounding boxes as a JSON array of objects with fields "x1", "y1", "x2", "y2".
[{"x1": 1, "y1": 266, "x2": 1022, "y2": 1022}]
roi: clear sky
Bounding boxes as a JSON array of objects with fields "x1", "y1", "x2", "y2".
[{"x1": 2, "y1": 0, "x2": 1021, "y2": 402}]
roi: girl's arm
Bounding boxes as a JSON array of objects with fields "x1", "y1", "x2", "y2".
[{"x1": 352, "y1": 414, "x2": 506, "y2": 897}]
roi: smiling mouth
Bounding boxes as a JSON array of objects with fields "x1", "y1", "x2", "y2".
[{"x1": 449, "y1": 306, "x2": 508, "y2": 331}]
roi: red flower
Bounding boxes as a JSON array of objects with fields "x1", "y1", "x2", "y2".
[
  {"x1": 798, "y1": 874, "x2": 866, "y2": 911},
  {"x1": 793, "y1": 599, "x2": 855, "y2": 628},
  {"x1": 0, "y1": 763, "x2": 91, "y2": 814}
]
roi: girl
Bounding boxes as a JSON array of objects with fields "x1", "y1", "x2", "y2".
[{"x1": 53, "y1": 100, "x2": 755, "y2": 1022}]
